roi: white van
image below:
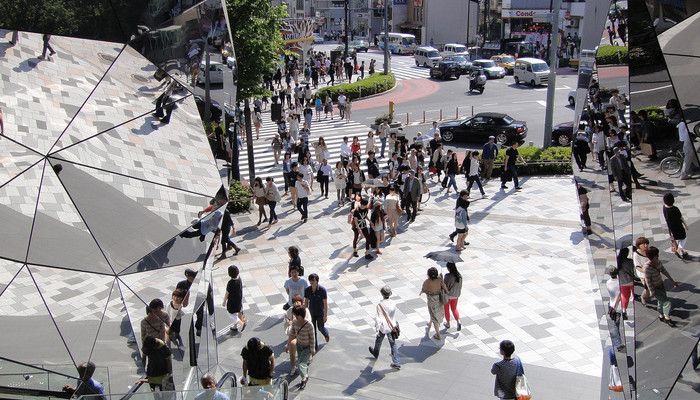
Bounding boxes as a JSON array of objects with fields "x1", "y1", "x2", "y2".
[
  {"x1": 441, "y1": 43, "x2": 469, "y2": 57},
  {"x1": 198, "y1": 61, "x2": 226, "y2": 84},
  {"x1": 513, "y1": 58, "x2": 550, "y2": 86},
  {"x1": 414, "y1": 46, "x2": 442, "y2": 68}
]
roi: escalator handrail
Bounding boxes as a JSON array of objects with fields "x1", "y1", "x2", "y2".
[
  {"x1": 117, "y1": 378, "x2": 146, "y2": 400},
  {"x1": 0, "y1": 357, "x2": 78, "y2": 380},
  {"x1": 216, "y1": 372, "x2": 237, "y2": 389},
  {"x1": 0, "y1": 385, "x2": 71, "y2": 399}
]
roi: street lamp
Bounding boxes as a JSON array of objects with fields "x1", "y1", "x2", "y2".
[{"x1": 344, "y1": 0, "x2": 349, "y2": 58}]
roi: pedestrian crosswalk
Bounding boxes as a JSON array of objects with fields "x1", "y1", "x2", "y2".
[
  {"x1": 238, "y1": 117, "x2": 380, "y2": 184},
  {"x1": 389, "y1": 64, "x2": 431, "y2": 81}
]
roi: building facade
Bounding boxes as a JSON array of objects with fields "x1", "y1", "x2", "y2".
[{"x1": 500, "y1": 0, "x2": 586, "y2": 44}]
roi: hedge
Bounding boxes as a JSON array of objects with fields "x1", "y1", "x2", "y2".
[
  {"x1": 228, "y1": 180, "x2": 252, "y2": 214},
  {"x1": 317, "y1": 73, "x2": 396, "y2": 102},
  {"x1": 489, "y1": 145, "x2": 573, "y2": 177},
  {"x1": 596, "y1": 45, "x2": 628, "y2": 65},
  {"x1": 634, "y1": 106, "x2": 677, "y2": 140}
]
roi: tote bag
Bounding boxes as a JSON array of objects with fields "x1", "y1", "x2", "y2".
[
  {"x1": 515, "y1": 357, "x2": 532, "y2": 400},
  {"x1": 608, "y1": 365, "x2": 624, "y2": 392}
]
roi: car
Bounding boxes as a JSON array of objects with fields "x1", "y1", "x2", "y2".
[
  {"x1": 429, "y1": 61, "x2": 462, "y2": 80},
  {"x1": 568, "y1": 90, "x2": 576, "y2": 106},
  {"x1": 438, "y1": 112, "x2": 527, "y2": 144},
  {"x1": 441, "y1": 55, "x2": 472, "y2": 74},
  {"x1": 350, "y1": 39, "x2": 369, "y2": 52},
  {"x1": 334, "y1": 45, "x2": 357, "y2": 58},
  {"x1": 313, "y1": 33, "x2": 324, "y2": 44},
  {"x1": 471, "y1": 59, "x2": 506, "y2": 79},
  {"x1": 197, "y1": 61, "x2": 226, "y2": 84},
  {"x1": 490, "y1": 54, "x2": 516, "y2": 75},
  {"x1": 551, "y1": 121, "x2": 574, "y2": 146}
]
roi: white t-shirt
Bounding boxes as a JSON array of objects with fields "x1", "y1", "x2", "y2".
[
  {"x1": 678, "y1": 121, "x2": 690, "y2": 143},
  {"x1": 632, "y1": 250, "x2": 648, "y2": 279},
  {"x1": 468, "y1": 157, "x2": 480, "y2": 176},
  {"x1": 374, "y1": 299, "x2": 397, "y2": 334},
  {"x1": 295, "y1": 180, "x2": 310, "y2": 198},
  {"x1": 340, "y1": 142, "x2": 352, "y2": 157},
  {"x1": 337, "y1": 95, "x2": 347, "y2": 106},
  {"x1": 606, "y1": 278, "x2": 620, "y2": 309}
]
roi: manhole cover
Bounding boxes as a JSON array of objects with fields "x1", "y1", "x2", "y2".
[{"x1": 97, "y1": 52, "x2": 116, "y2": 63}]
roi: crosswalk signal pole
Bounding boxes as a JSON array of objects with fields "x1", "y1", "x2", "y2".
[
  {"x1": 543, "y1": 0, "x2": 563, "y2": 148},
  {"x1": 383, "y1": 0, "x2": 389, "y2": 74}
]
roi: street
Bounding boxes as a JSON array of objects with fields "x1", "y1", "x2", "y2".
[{"x1": 315, "y1": 44, "x2": 577, "y2": 149}]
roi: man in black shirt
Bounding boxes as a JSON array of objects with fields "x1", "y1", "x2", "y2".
[
  {"x1": 241, "y1": 337, "x2": 275, "y2": 386},
  {"x1": 353, "y1": 198, "x2": 376, "y2": 259},
  {"x1": 366, "y1": 151, "x2": 380, "y2": 178},
  {"x1": 501, "y1": 141, "x2": 526, "y2": 190},
  {"x1": 304, "y1": 273, "x2": 330, "y2": 351},
  {"x1": 176, "y1": 269, "x2": 214, "y2": 336},
  {"x1": 218, "y1": 209, "x2": 241, "y2": 260}
]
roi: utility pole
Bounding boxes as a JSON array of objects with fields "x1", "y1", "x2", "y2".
[
  {"x1": 482, "y1": 0, "x2": 489, "y2": 46},
  {"x1": 543, "y1": 0, "x2": 563, "y2": 147},
  {"x1": 344, "y1": 0, "x2": 349, "y2": 58},
  {"x1": 467, "y1": 0, "x2": 471, "y2": 46},
  {"x1": 243, "y1": 99, "x2": 255, "y2": 181},
  {"x1": 546, "y1": 0, "x2": 554, "y2": 61},
  {"x1": 383, "y1": 0, "x2": 389, "y2": 74}
]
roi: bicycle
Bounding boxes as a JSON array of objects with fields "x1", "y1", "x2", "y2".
[{"x1": 660, "y1": 145, "x2": 683, "y2": 175}]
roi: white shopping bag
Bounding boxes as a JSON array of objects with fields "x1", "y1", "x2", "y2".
[
  {"x1": 515, "y1": 374, "x2": 532, "y2": 400},
  {"x1": 608, "y1": 365, "x2": 624, "y2": 392}
]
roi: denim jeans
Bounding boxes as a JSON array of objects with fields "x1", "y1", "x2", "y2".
[
  {"x1": 297, "y1": 197, "x2": 308, "y2": 219},
  {"x1": 508, "y1": 166, "x2": 519, "y2": 188},
  {"x1": 609, "y1": 313, "x2": 622, "y2": 348},
  {"x1": 466, "y1": 175, "x2": 484, "y2": 195},
  {"x1": 380, "y1": 137, "x2": 387, "y2": 158},
  {"x1": 296, "y1": 344, "x2": 311, "y2": 380},
  {"x1": 447, "y1": 173, "x2": 458, "y2": 192},
  {"x1": 374, "y1": 331, "x2": 400, "y2": 365},
  {"x1": 268, "y1": 201, "x2": 277, "y2": 221}
]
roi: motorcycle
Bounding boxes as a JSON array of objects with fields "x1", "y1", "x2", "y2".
[{"x1": 468, "y1": 69, "x2": 487, "y2": 94}]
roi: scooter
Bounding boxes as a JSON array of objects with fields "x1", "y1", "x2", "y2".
[{"x1": 468, "y1": 69, "x2": 487, "y2": 94}]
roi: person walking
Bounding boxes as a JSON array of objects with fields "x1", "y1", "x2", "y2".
[
  {"x1": 616, "y1": 248, "x2": 635, "y2": 320},
  {"x1": 609, "y1": 89, "x2": 628, "y2": 127},
  {"x1": 240, "y1": 337, "x2": 275, "y2": 386},
  {"x1": 252, "y1": 177, "x2": 268, "y2": 226},
  {"x1": 491, "y1": 340, "x2": 519, "y2": 400},
  {"x1": 609, "y1": 147, "x2": 631, "y2": 201},
  {"x1": 481, "y1": 136, "x2": 499, "y2": 181},
  {"x1": 289, "y1": 307, "x2": 315, "y2": 390},
  {"x1": 313, "y1": 137, "x2": 329, "y2": 165},
  {"x1": 353, "y1": 198, "x2": 377, "y2": 260},
  {"x1": 166, "y1": 289, "x2": 185, "y2": 347},
  {"x1": 577, "y1": 184, "x2": 593, "y2": 235},
  {"x1": 38, "y1": 33, "x2": 56, "y2": 60},
  {"x1": 284, "y1": 295, "x2": 308, "y2": 375},
  {"x1": 304, "y1": 273, "x2": 330, "y2": 351},
  {"x1": 466, "y1": 151, "x2": 486, "y2": 197},
  {"x1": 265, "y1": 177, "x2": 281, "y2": 225},
  {"x1": 633, "y1": 236, "x2": 651, "y2": 306},
  {"x1": 141, "y1": 299, "x2": 170, "y2": 343},
  {"x1": 324, "y1": 95, "x2": 334, "y2": 119},
  {"x1": 319, "y1": 159, "x2": 332, "y2": 199},
  {"x1": 442, "y1": 262, "x2": 463, "y2": 331},
  {"x1": 334, "y1": 161, "x2": 348, "y2": 207},
  {"x1": 384, "y1": 185, "x2": 401, "y2": 237},
  {"x1": 295, "y1": 172, "x2": 310, "y2": 223},
  {"x1": 253, "y1": 110, "x2": 263, "y2": 140},
  {"x1": 370, "y1": 201, "x2": 386, "y2": 253},
  {"x1": 141, "y1": 336, "x2": 173, "y2": 393},
  {"x1": 345, "y1": 98, "x2": 353, "y2": 122},
  {"x1": 300, "y1": 157, "x2": 314, "y2": 191},
  {"x1": 287, "y1": 245, "x2": 303, "y2": 277},
  {"x1": 284, "y1": 266, "x2": 308, "y2": 312},
  {"x1": 271, "y1": 135, "x2": 283, "y2": 166},
  {"x1": 223, "y1": 265, "x2": 247, "y2": 333},
  {"x1": 366, "y1": 131, "x2": 377, "y2": 155},
  {"x1": 379, "y1": 121, "x2": 389, "y2": 158},
  {"x1": 662, "y1": 192, "x2": 689, "y2": 259},
  {"x1": 402, "y1": 171, "x2": 421, "y2": 223},
  {"x1": 445, "y1": 152, "x2": 459, "y2": 194},
  {"x1": 501, "y1": 141, "x2": 526, "y2": 190},
  {"x1": 453, "y1": 192, "x2": 470, "y2": 251},
  {"x1": 644, "y1": 246, "x2": 680, "y2": 326},
  {"x1": 606, "y1": 267, "x2": 625, "y2": 352},
  {"x1": 677, "y1": 120, "x2": 699, "y2": 180},
  {"x1": 337, "y1": 93, "x2": 347, "y2": 119},
  {"x1": 572, "y1": 131, "x2": 590, "y2": 172},
  {"x1": 420, "y1": 267, "x2": 448, "y2": 340},
  {"x1": 368, "y1": 286, "x2": 401, "y2": 370},
  {"x1": 592, "y1": 125, "x2": 607, "y2": 170}
]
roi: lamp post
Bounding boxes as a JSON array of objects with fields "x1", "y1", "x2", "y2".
[
  {"x1": 344, "y1": 0, "x2": 349, "y2": 58},
  {"x1": 543, "y1": 0, "x2": 563, "y2": 147},
  {"x1": 384, "y1": 0, "x2": 389, "y2": 74}
]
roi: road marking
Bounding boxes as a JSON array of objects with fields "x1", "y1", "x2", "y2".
[
  {"x1": 537, "y1": 100, "x2": 547, "y2": 107},
  {"x1": 630, "y1": 84, "x2": 673, "y2": 94}
]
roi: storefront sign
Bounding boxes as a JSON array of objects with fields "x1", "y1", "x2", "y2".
[{"x1": 501, "y1": 9, "x2": 551, "y2": 18}]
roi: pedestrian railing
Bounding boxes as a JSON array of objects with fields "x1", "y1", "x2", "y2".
[{"x1": 393, "y1": 106, "x2": 478, "y2": 126}]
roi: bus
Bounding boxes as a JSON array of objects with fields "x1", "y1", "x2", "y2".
[{"x1": 376, "y1": 32, "x2": 416, "y2": 55}]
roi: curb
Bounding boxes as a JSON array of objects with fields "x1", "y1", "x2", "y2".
[{"x1": 353, "y1": 79, "x2": 399, "y2": 101}]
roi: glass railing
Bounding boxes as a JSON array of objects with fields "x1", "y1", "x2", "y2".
[
  {"x1": 0, "y1": 360, "x2": 110, "y2": 394},
  {"x1": 78, "y1": 379, "x2": 289, "y2": 400}
]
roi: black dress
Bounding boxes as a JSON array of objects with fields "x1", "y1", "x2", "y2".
[{"x1": 226, "y1": 278, "x2": 243, "y2": 314}]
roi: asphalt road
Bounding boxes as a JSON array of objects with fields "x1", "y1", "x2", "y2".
[{"x1": 315, "y1": 44, "x2": 578, "y2": 149}]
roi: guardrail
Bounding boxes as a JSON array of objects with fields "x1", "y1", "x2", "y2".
[{"x1": 394, "y1": 106, "x2": 477, "y2": 126}]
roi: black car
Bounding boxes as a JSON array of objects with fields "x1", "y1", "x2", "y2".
[
  {"x1": 551, "y1": 121, "x2": 574, "y2": 146},
  {"x1": 438, "y1": 112, "x2": 527, "y2": 144},
  {"x1": 429, "y1": 61, "x2": 461, "y2": 80},
  {"x1": 441, "y1": 55, "x2": 472, "y2": 74}
]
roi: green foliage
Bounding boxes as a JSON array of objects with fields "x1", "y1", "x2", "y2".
[
  {"x1": 635, "y1": 106, "x2": 677, "y2": 139},
  {"x1": 0, "y1": 0, "x2": 133, "y2": 42},
  {"x1": 596, "y1": 45, "x2": 628, "y2": 65},
  {"x1": 374, "y1": 113, "x2": 394, "y2": 126},
  {"x1": 226, "y1": 0, "x2": 286, "y2": 99},
  {"x1": 636, "y1": 106, "x2": 665, "y2": 121},
  {"x1": 491, "y1": 146, "x2": 572, "y2": 176},
  {"x1": 317, "y1": 73, "x2": 396, "y2": 102},
  {"x1": 228, "y1": 180, "x2": 253, "y2": 214}
]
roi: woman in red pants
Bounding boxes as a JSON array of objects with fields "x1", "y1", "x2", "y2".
[
  {"x1": 616, "y1": 248, "x2": 636, "y2": 320},
  {"x1": 442, "y1": 262, "x2": 463, "y2": 331}
]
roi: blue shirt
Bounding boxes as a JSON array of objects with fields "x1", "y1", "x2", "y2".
[
  {"x1": 194, "y1": 389, "x2": 230, "y2": 400},
  {"x1": 74, "y1": 378, "x2": 105, "y2": 400},
  {"x1": 482, "y1": 143, "x2": 498, "y2": 160}
]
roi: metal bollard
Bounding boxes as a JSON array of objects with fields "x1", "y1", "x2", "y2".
[
  {"x1": 422, "y1": 110, "x2": 426, "y2": 123},
  {"x1": 406, "y1": 113, "x2": 409, "y2": 125},
  {"x1": 471, "y1": 105, "x2": 474, "y2": 116},
  {"x1": 439, "y1": 109, "x2": 443, "y2": 120},
  {"x1": 456, "y1": 107, "x2": 459, "y2": 119}
]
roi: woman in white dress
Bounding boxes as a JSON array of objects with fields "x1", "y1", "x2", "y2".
[
  {"x1": 383, "y1": 185, "x2": 401, "y2": 237},
  {"x1": 300, "y1": 156, "x2": 314, "y2": 191},
  {"x1": 334, "y1": 161, "x2": 348, "y2": 207}
]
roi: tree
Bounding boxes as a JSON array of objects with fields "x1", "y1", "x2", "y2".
[{"x1": 226, "y1": 0, "x2": 286, "y2": 99}]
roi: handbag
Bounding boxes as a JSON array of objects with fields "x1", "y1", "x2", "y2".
[
  {"x1": 514, "y1": 358, "x2": 532, "y2": 400},
  {"x1": 438, "y1": 289, "x2": 448, "y2": 305},
  {"x1": 608, "y1": 365, "x2": 624, "y2": 392},
  {"x1": 378, "y1": 304, "x2": 400, "y2": 340},
  {"x1": 316, "y1": 169, "x2": 323, "y2": 183}
]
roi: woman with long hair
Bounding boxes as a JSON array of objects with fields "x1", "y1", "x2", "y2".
[
  {"x1": 443, "y1": 262, "x2": 462, "y2": 331},
  {"x1": 334, "y1": 161, "x2": 348, "y2": 207},
  {"x1": 370, "y1": 201, "x2": 386, "y2": 254},
  {"x1": 420, "y1": 267, "x2": 448, "y2": 340},
  {"x1": 313, "y1": 137, "x2": 328, "y2": 165},
  {"x1": 252, "y1": 177, "x2": 268, "y2": 226}
]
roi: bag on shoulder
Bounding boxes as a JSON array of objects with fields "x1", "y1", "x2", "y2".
[
  {"x1": 514, "y1": 358, "x2": 532, "y2": 400},
  {"x1": 316, "y1": 169, "x2": 323, "y2": 182},
  {"x1": 391, "y1": 322, "x2": 400, "y2": 340}
]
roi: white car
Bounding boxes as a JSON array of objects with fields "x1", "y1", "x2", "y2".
[
  {"x1": 313, "y1": 33, "x2": 324, "y2": 44},
  {"x1": 197, "y1": 61, "x2": 225, "y2": 85},
  {"x1": 471, "y1": 59, "x2": 506, "y2": 79}
]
